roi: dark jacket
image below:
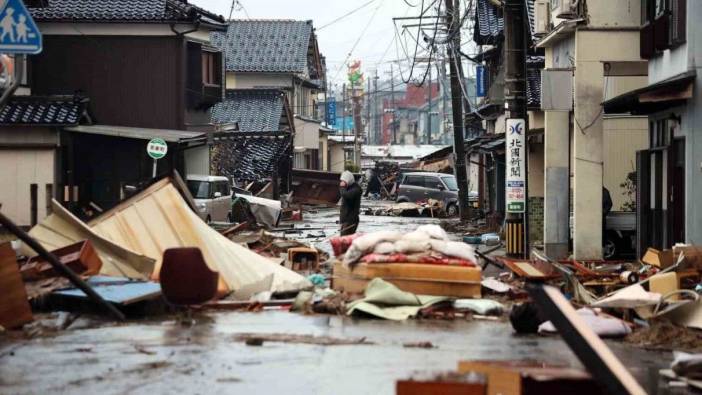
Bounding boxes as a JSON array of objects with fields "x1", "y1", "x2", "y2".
[
  {"x1": 365, "y1": 174, "x2": 382, "y2": 195},
  {"x1": 340, "y1": 183, "x2": 362, "y2": 224}
]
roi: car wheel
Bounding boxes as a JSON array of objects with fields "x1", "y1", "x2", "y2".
[
  {"x1": 227, "y1": 213, "x2": 233, "y2": 223},
  {"x1": 206, "y1": 215, "x2": 212, "y2": 224},
  {"x1": 446, "y1": 203, "x2": 459, "y2": 217},
  {"x1": 603, "y1": 239, "x2": 616, "y2": 259}
]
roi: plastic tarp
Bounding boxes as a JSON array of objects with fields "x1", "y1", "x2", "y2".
[
  {"x1": 346, "y1": 278, "x2": 448, "y2": 320},
  {"x1": 234, "y1": 194, "x2": 282, "y2": 228},
  {"x1": 21, "y1": 201, "x2": 155, "y2": 280},
  {"x1": 87, "y1": 178, "x2": 310, "y2": 296}
]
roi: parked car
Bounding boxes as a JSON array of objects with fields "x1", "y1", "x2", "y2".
[
  {"x1": 396, "y1": 172, "x2": 461, "y2": 216},
  {"x1": 186, "y1": 175, "x2": 233, "y2": 223}
]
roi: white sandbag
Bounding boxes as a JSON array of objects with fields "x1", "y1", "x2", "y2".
[
  {"x1": 416, "y1": 224, "x2": 449, "y2": 241},
  {"x1": 373, "y1": 241, "x2": 396, "y2": 254},
  {"x1": 343, "y1": 231, "x2": 403, "y2": 265},
  {"x1": 393, "y1": 230, "x2": 432, "y2": 253},
  {"x1": 429, "y1": 240, "x2": 476, "y2": 262},
  {"x1": 394, "y1": 238, "x2": 431, "y2": 254}
]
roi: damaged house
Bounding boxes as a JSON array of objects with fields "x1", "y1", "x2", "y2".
[
  {"x1": 211, "y1": 19, "x2": 328, "y2": 171},
  {"x1": 210, "y1": 89, "x2": 295, "y2": 198},
  {"x1": 9, "y1": 0, "x2": 230, "y2": 219}
]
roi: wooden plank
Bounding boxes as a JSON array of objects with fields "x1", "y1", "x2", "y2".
[
  {"x1": 0, "y1": 242, "x2": 33, "y2": 329},
  {"x1": 333, "y1": 262, "x2": 481, "y2": 298}
]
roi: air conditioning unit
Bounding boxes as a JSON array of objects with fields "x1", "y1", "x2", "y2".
[
  {"x1": 551, "y1": 0, "x2": 579, "y2": 19},
  {"x1": 534, "y1": 0, "x2": 550, "y2": 34}
]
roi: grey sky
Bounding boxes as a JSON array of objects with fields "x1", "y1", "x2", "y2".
[{"x1": 190, "y1": 0, "x2": 440, "y2": 90}]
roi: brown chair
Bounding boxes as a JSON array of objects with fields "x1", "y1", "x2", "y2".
[{"x1": 159, "y1": 247, "x2": 219, "y2": 307}]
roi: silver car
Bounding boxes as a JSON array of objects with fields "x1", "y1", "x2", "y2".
[
  {"x1": 396, "y1": 172, "x2": 460, "y2": 216},
  {"x1": 186, "y1": 175, "x2": 233, "y2": 223}
]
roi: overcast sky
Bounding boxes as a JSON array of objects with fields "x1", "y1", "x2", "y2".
[{"x1": 190, "y1": 0, "x2": 446, "y2": 91}]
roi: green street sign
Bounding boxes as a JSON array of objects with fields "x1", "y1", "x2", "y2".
[{"x1": 147, "y1": 138, "x2": 168, "y2": 160}]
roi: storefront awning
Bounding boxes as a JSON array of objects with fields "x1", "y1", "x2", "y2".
[
  {"x1": 66, "y1": 125, "x2": 206, "y2": 143},
  {"x1": 603, "y1": 70, "x2": 696, "y2": 115}
]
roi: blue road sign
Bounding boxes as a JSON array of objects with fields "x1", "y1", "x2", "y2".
[
  {"x1": 476, "y1": 65, "x2": 486, "y2": 97},
  {"x1": 0, "y1": 0, "x2": 42, "y2": 54},
  {"x1": 326, "y1": 98, "x2": 336, "y2": 126}
]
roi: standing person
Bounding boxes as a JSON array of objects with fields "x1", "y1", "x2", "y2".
[
  {"x1": 364, "y1": 167, "x2": 382, "y2": 199},
  {"x1": 339, "y1": 170, "x2": 362, "y2": 235}
]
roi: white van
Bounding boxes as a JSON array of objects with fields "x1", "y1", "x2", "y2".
[{"x1": 186, "y1": 175, "x2": 232, "y2": 223}]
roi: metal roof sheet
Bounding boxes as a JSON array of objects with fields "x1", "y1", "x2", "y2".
[
  {"x1": 66, "y1": 125, "x2": 205, "y2": 142},
  {"x1": 88, "y1": 178, "x2": 310, "y2": 295}
]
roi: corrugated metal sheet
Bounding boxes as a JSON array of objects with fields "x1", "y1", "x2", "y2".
[
  {"x1": 22, "y1": 201, "x2": 155, "y2": 279},
  {"x1": 88, "y1": 178, "x2": 310, "y2": 295}
]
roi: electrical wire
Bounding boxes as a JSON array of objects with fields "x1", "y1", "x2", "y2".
[
  {"x1": 331, "y1": 1, "x2": 383, "y2": 82},
  {"x1": 317, "y1": 0, "x2": 378, "y2": 31}
]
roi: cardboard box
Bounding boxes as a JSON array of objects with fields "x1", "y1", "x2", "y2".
[
  {"x1": 642, "y1": 248, "x2": 674, "y2": 269},
  {"x1": 457, "y1": 360, "x2": 604, "y2": 395},
  {"x1": 673, "y1": 245, "x2": 702, "y2": 269},
  {"x1": 332, "y1": 261, "x2": 481, "y2": 298}
]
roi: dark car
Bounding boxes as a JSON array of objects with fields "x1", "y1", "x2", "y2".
[{"x1": 396, "y1": 172, "x2": 460, "y2": 216}]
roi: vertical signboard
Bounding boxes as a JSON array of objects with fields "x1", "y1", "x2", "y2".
[
  {"x1": 476, "y1": 65, "x2": 486, "y2": 97},
  {"x1": 326, "y1": 98, "x2": 336, "y2": 126},
  {"x1": 506, "y1": 118, "x2": 526, "y2": 213}
]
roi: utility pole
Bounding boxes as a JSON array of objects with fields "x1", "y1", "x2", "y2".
[
  {"x1": 426, "y1": 64, "x2": 432, "y2": 144},
  {"x1": 504, "y1": 0, "x2": 529, "y2": 258},
  {"x1": 366, "y1": 77, "x2": 372, "y2": 145},
  {"x1": 342, "y1": 83, "x2": 347, "y2": 166},
  {"x1": 390, "y1": 64, "x2": 397, "y2": 144},
  {"x1": 445, "y1": 0, "x2": 470, "y2": 221},
  {"x1": 373, "y1": 71, "x2": 379, "y2": 145},
  {"x1": 353, "y1": 86, "x2": 362, "y2": 168}
]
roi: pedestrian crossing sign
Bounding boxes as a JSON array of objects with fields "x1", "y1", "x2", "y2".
[{"x1": 0, "y1": 0, "x2": 41, "y2": 54}]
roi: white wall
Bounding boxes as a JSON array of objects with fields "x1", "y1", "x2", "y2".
[
  {"x1": 184, "y1": 145, "x2": 210, "y2": 176},
  {"x1": 226, "y1": 72, "x2": 292, "y2": 89},
  {"x1": 293, "y1": 118, "x2": 321, "y2": 149},
  {"x1": 0, "y1": 149, "x2": 55, "y2": 226}
]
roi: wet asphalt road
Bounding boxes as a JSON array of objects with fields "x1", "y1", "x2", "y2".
[
  {"x1": 0, "y1": 200, "x2": 674, "y2": 394},
  {"x1": 0, "y1": 311, "x2": 670, "y2": 395}
]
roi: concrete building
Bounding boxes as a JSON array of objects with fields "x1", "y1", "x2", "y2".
[
  {"x1": 537, "y1": 0, "x2": 648, "y2": 259},
  {"x1": 604, "y1": 0, "x2": 700, "y2": 254}
]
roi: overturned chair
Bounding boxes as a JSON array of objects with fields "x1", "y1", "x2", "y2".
[{"x1": 160, "y1": 247, "x2": 219, "y2": 321}]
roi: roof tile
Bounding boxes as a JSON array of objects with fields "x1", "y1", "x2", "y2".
[
  {"x1": 212, "y1": 20, "x2": 312, "y2": 73},
  {"x1": 0, "y1": 95, "x2": 88, "y2": 125},
  {"x1": 212, "y1": 136, "x2": 290, "y2": 181},
  {"x1": 211, "y1": 89, "x2": 286, "y2": 133},
  {"x1": 30, "y1": 0, "x2": 225, "y2": 25}
]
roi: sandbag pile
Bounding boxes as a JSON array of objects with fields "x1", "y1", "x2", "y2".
[{"x1": 338, "y1": 225, "x2": 477, "y2": 268}]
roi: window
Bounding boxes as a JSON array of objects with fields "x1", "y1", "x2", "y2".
[
  {"x1": 404, "y1": 175, "x2": 424, "y2": 187},
  {"x1": 202, "y1": 51, "x2": 218, "y2": 86},
  {"x1": 214, "y1": 181, "x2": 230, "y2": 197},
  {"x1": 187, "y1": 180, "x2": 210, "y2": 199},
  {"x1": 424, "y1": 177, "x2": 444, "y2": 190},
  {"x1": 441, "y1": 176, "x2": 458, "y2": 191},
  {"x1": 641, "y1": 0, "x2": 686, "y2": 57}
]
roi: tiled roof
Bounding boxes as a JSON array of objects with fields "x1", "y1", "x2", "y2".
[
  {"x1": 526, "y1": 56, "x2": 544, "y2": 108},
  {"x1": 474, "y1": 0, "x2": 537, "y2": 45},
  {"x1": 474, "y1": 0, "x2": 503, "y2": 45},
  {"x1": 29, "y1": 0, "x2": 225, "y2": 25},
  {"x1": 526, "y1": 68, "x2": 541, "y2": 108},
  {"x1": 212, "y1": 20, "x2": 313, "y2": 73},
  {"x1": 211, "y1": 90, "x2": 286, "y2": 133},
  {"x1": 212, "y1": 136, "x2": 291, "y2": 181},
  {"x1": 0, "y1": 95, "x2": 88, "y2": 125}
]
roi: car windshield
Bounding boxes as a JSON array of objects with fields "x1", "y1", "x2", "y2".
[
  {"x1": 441, "y1": 176, "x2": 458, "y2": 191},
  {"x1": 187, "y1": 180, "x2": 211, "y2": 199}
]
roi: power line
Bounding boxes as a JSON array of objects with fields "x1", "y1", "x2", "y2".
[
  {"x1": 331, "y1": 1, "x2": 383, "y2": 82},
  {"x1": 318, "y1": 0, "x2": 378, "y2": 31}
]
